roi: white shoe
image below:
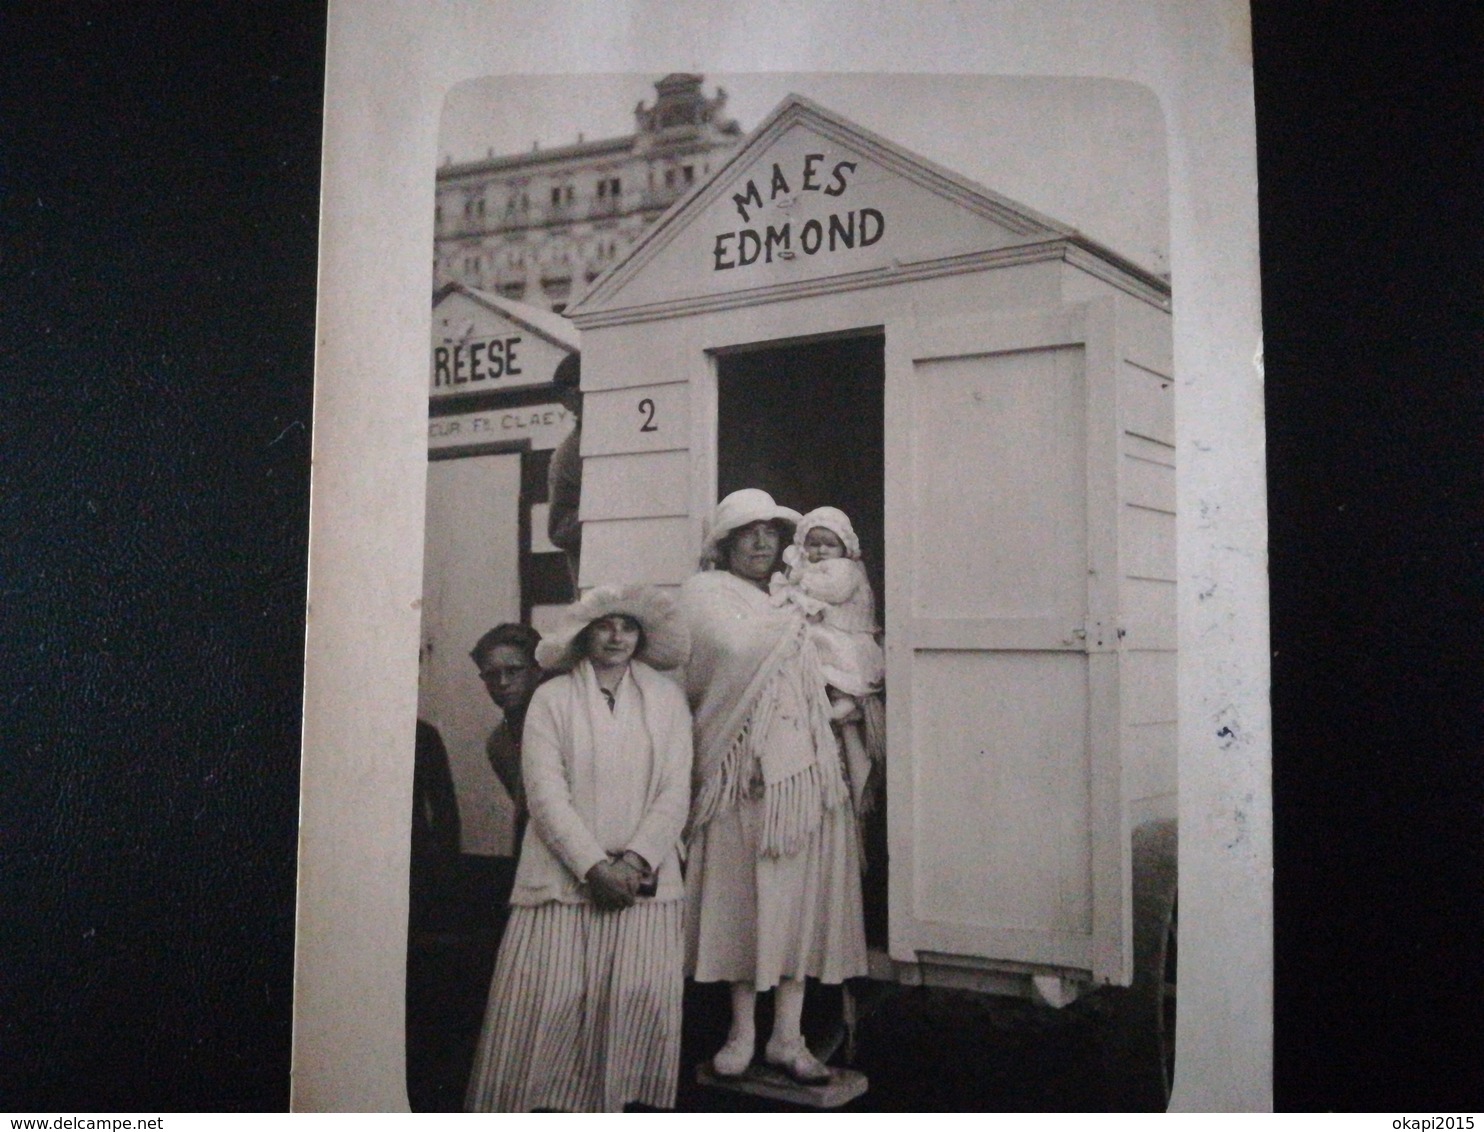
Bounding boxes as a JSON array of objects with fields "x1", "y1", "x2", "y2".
[
  {"x1": 764, "y1": 1036, "x2": 831, "y2": 1085},
  {"x1": 712, "y1": 1033, "x2": 754, "y2": 1078}
]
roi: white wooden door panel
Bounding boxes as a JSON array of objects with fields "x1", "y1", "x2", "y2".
[
  {"x1": 912, "y1": 652, "x2": 1092, "y2": 933},
  {"x1": 910, "y1": 346, "x2": 1087, "y2": 622},
  {"x1": 419, "y1": 453, "x2": 521, "y2": 856},
  {"x1": 886, "y1": 302, "x2": 1129, "y2": 982}
]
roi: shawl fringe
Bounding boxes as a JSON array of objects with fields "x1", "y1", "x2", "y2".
[
  {"x1": 687, "y1": 721, "x2": 754, "y2": 842},
  {"x1": 760, "y1": 762, "x2": 825, "y2": 858},
  {"x1": 688, "y1": 622, "x2": 847, "y2": 857}
]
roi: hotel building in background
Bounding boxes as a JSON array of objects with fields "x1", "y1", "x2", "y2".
[{"x1": 433, "y1": 73, "x2": 744, "y2": 311}]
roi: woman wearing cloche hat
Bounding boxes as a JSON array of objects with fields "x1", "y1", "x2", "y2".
[
  {"x1": 465, "y1": 585, "x2": 693, "y2": 1112},
  {"x1": 680, "y1": 489, "x2": 868, "y2": 1085}
]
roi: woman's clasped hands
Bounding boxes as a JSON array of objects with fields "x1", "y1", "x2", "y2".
[{"x1": 583, "y1": 851, "x2": 654, "y2": 910}]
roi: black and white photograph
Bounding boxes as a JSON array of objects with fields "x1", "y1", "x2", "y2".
[
  {"x1": 408, "y1": 71, "x2": 1177, "y2": 1112},
  {"x1": 10, "y1": 1, "x2": 1482, "y2": 1117},
  {"x1": 290, "y1": 2, "x2": 1270, "y2": 1114}
]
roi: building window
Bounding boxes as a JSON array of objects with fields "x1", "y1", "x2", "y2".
[
  {"x1": 682, "y1": 165, "x2": 695, "y2": 185},
  {"x1": 664, "y1": 168, "x2": 676, "y2": 189},
  {"x1": 596, "y1": 176, "x2": 621, "y2": 199}
]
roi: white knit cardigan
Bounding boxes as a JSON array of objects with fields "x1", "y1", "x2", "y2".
[{"x1": 510, "y1": 658, "x2": 694, "y2": 906}]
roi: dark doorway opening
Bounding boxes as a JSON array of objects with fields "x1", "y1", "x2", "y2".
[
  {"x1": 716, "y1": 330, "x2": 888, "y2": 947},
  {"x1": 716, "y1": 332, "x2": 885, "y2": 617}
]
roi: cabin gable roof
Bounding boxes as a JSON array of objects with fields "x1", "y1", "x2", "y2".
[
  {"x1": 433, "y1": 281, "x2": 580, "y2": 352},
  {"x1": 567, "y1": 94, "x2": 1166, "y2": 327}
]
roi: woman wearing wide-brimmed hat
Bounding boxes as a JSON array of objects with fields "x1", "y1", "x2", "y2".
[
  {"x1": 464, "y1": 585, "x2": 693, "y2": 1113},
  {"x1": 680, "y1": 489, "x2": 868, "y2": 1085}
]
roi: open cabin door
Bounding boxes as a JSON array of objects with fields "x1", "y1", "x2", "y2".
[{"x1": 884, "y1": 301, "x2": 1130, "y2": 985}]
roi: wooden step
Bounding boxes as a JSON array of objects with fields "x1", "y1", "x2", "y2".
[{"x1": 695, "y1": 1062, "x2": 868, "y2": 1108}]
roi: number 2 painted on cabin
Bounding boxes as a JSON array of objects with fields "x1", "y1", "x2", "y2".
[{"x1": 637, "y1": 397, "x2": 658, "y2": 432}]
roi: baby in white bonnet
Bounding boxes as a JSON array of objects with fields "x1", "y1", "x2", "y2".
[{"x1": 770, "y1": 506, "x2": 884, "y2": 813}]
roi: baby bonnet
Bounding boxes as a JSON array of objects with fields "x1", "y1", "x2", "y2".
[{"x1": 794, "y1": 506, "x2": 861, "y2": 559}]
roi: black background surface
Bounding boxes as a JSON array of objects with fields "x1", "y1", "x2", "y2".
[
  {"x1": 1, "y1": 2, "x2": 1479, "y2": 1111},
  {"x1": 1256, "y1": 5, "x2": 1482, "y2": 1110}
]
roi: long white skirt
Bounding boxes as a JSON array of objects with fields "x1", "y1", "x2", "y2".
[
  {"x1": 464, "y1": 899, "x2": 684, "y2": 1113},
  {"x1": 685, "y1": 795, "x2": 867, "y2": 990}
]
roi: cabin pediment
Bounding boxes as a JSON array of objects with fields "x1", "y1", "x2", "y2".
[{"x1": 567, "y1": 95, "x2": 1082, "y2": 327}]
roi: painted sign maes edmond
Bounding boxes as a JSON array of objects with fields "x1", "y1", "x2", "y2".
[{"x1": 713, "y1": 151, "x2": 884, "y2": 271}]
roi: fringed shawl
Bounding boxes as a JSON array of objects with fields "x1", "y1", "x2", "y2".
[{"x1": 680, "y1": 569, "x2": 846, "y2": 856}]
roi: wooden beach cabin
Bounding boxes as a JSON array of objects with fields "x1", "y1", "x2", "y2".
[{"x1": 564, "y1": 94, "x2": 1178, "y2": 1096}]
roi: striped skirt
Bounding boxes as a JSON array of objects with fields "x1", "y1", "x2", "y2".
[{"x1": 463, "y1": 898, "x2": 684, "y2": 1113}]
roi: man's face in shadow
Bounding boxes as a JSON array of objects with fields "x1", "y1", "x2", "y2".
[{"x1": 477, "y1": 644, "x2": 541, "y2": 714}]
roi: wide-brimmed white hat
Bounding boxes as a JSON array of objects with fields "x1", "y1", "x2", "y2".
[
  {"x1": 534, "y1": 584, "x2": 689, "y2": 672},
  {"x1": 794, "y1": 506, "x2": 862, "y2": 559},
  {"x1": 700, "y1": 488, "x2": 803, "y2": 560}
]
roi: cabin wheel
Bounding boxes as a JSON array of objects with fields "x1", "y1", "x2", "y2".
[{"x1": 1096, "y1": 818, "x2": 1178, "y2": 1111}]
